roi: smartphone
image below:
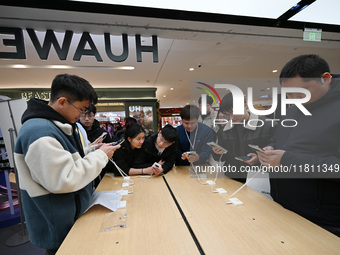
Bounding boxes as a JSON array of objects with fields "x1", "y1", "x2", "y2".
[
  {"x1": 97, "y1": 132, "x2": 107, "y2": 142},
  {"x1": 235, "y1": 155, "x2": 252, "y2": 162},
  {"x1": 152, "y1": 162, "x2": 161, "y2": 169},
  {"x1": 207, "y1": 142, "x2": 228, "y2": 154},
  {"x1": 186, "y1": 151, "x2": 197, "y2": 156},
  {"x1": 112, "y1": 138, "x2": 125, "y2": 146},
  {"x1": 248, "y1": 144, "x2": 265, "y2": 153}
]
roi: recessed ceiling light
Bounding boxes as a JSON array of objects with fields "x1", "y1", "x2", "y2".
[
  {"x1": 189, "y1": 68, "x2": 194, "y2": 71},
  {"x1": 170, "y1": 88, "x2": 174, "y2": 90},
  {"x1": 272, "y1": 69, "x2": 278, "y2": 73},
  {"x1": 163, "y1": 95, "x2": 166, "y2": 98}
]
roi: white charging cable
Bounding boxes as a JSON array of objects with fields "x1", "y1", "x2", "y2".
[
  {"x1": 109, "y1": 159, "x2": 134, "y2": 185},
  {"x1": 189, "y1": 161, "x2": 208, "y2": 185},
  {"x1": 210, "y1": 154, "x2": 224, "y2": 193},
  {"x1": 225, "y1": 164, "x2": 263, "y2": 203}
]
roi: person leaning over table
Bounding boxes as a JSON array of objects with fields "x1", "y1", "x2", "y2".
[
  {"x1": 257, "y1": 54, "x2": 340, "y2": 237},
  {"x1": 110, "y1": 122, "x2": 163, "y2": 176},
  {"x1": 14, "y1": 74, "x2": 120, "y2": 255},
  {"x1": 134, "y1": 124, "x2": 179, "y2": 175},
  {"x1": 175, "y1": 105, "x2": 213, "y2": 166}
]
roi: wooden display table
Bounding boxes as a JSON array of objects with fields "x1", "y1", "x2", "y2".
[
  {"x1": 57, "y1": 174, "x2": 199, "y2": 254},
  {"x1": 164, "y1": 166, "x2": 340, "y2": 254},
  {"x1": 58, "y1": 166, "x2": 340, "y2": 254}
]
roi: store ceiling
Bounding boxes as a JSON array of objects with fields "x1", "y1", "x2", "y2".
[{"x1": 0, "y1": 2, "x2": 340, "y2": 108}]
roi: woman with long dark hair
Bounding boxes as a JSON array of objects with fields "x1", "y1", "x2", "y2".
[{"x1": 110, "y1": 122, "x2": 159, "y2": 176}]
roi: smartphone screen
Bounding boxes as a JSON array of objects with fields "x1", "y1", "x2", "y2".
[
  {"x1": 112, "y1": 138, "x2": 124, "y2": 146},
  {"x1": 235, "y1": 155, "x2": 252, "y2": 162},
  {"x1": 248, "y1": 144, "x2": 265, "y2": 153},
  {"x1": 98, "y1": 135, "x2": 106, "y2": 143},
  {"x1": 207, "y1": 142, "x2": 228, "y2": 154},
  {"x1": 186, "y1": 151, "x2": 197, "y2": 156}
]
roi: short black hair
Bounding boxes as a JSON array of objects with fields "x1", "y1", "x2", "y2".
[
  {"x1": 180, "y1": 105, "x2": 200, "y2": 120},
  {"x1": 87, "y1": 104, "x2": 97, "y2": 115},
  {"x1": 280, "y1": 54, "x2": 330, "y2": 84},
  {"x1": 160, "y1": 124, "x2": 178, "y2": 143},
  {"x1": 198, "y1": 95, "x2": 213, "y2": 105},
  {"x1": 220, "y1": 93, "x2": 233, "y2": 113},
  {"x1": 50, "y1": 74, "x2": 98, "y2": 104}
]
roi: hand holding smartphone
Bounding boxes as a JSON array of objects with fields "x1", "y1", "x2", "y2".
[
  {"x1": 186, "y1": 151, "x2": 197, "y2": 156},
  {"x1": 152, "y1": 162, "x2": 161, "y2": 169},
  {"x1": 97, "y1": 132, "x2": 107, "y2": 143},
  {"x1": 207, "y1": 142, "x2": 228, "y2": 154},
  {"x1": 248, "y1": 144, "x2": 265, "y2": 153},
  {"x1": 112, "y1": 138, "x2": 125, "y2": 146},
  {"x1": 235, "y1": 155, "x2": 252, "y2": 162}
]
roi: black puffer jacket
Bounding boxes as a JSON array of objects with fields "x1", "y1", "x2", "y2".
[
  {"x1": 270, "y1": 74, "x2": 340, "y2": 236},
  {"x1": 79, "y1": 119, "x2": 115, "y2": 184},
  {"x1": 110, "y1": 140, "x2": 142, "y2": 176},
  {"x1": 134, "y1": 132, "x2": 177, "y2": 174},
  {"x1": 83, "y1": 119, "x2": 113, "y2": 144}
]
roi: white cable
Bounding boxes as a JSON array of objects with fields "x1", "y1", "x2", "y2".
[
  {"x1": 184, "y1": 125, "x2": 198, "y2": 151},
  {"x1": 190, "y1": 161, "x2": 208, "y2": 185},
  {"x1": 225, "y1": 164, "x2": 263, "y2": 202},
  {"x1": 214, "y1": 154, "x2": 224, "y2": 183},
  {"x1": 109, "y1": 158, "x2": 134, "y2": 184},
  {"x1": 211, "y1": 154, "x2": 224, "y2": 192}
]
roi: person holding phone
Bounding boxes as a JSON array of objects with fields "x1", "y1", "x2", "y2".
[
  {"x1": 257, "y1": 55, "x2": 340, "y2": 237},
  {"x1": 79, "y1": 104, "x2": 113, "y2": 144},
  {"x1": 175, "y1": 105, "x2": 214, "y2": 166},
  {"x1": 14, "y1": 74, "x2": 120, "y2": 254},
  {"x1": 212, "y1": 92, "x2": 276, "y2": 183},
  {"x1": 110, "y1": 123, "x2": 159, "y2": 176},
  {"x1": 134, "y1": 124, "x2": 179, "y2": 175},
  {"x1": 79, "y1": 103, "x2": 116, "y2": 187}
]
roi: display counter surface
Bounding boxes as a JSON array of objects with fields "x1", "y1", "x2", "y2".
[
  {"x1": 57, "y1": 166, "x2": 340, "y2": 254},
  {"x1": 165, "y1": 167, "x2": 340, "y2": 254},
  {"x1": 57, "y1": 173, "x2": 199, "y2": 255}
]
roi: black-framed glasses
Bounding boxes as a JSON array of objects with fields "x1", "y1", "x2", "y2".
[{"x1": 67, "y1": 100, "x2": 88, "y2": 115}]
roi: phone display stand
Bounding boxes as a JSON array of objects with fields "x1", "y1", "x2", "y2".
[
  {"x1": 100, "y1": 208, "x2": 128, "y2": 232},
  {"x1": 189, "y1": 166, "x2": 207, "y2": 179}
]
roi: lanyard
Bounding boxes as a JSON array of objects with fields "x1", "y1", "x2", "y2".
[{"x1": 184, "y1": 124, "x2": 198, "y2": 151}]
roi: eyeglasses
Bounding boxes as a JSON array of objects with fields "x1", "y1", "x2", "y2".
[
  {"x1": 67, "y1": 100, "x2": 88, "y2": 115},
  {"x1": 80, "y1": 113, "x2": 95, "y2": 119}
]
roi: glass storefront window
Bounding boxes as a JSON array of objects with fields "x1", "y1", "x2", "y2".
[
  {"x1": 161, "y1": 116, "x2": 182, "y2": 128},
  {"x1": 129, "y1": 105, "x2": 154, "y2": 135}
]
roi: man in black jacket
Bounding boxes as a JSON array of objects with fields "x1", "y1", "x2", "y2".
[
  {"x1": 79, "y1": 104, "x2": 113, "y2": 144},
  {"x1": 79, "y1": 104, "x2": 115, "y2": 186},
  {"x1": 213, "y1": 92, "x2": 276, "y2": 183},
  {"x1": 258, "y1": 54, "x2": 340, "y2": 237},
  {"x1": 134, "y1": 124, "x2": 178, "y2": 174}
]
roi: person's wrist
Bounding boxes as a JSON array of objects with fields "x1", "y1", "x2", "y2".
[{"x1": 142, "y1": 168, "x2": 144, "y2": 175}]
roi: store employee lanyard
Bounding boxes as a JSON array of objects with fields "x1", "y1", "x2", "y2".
[{"x1": 185, "y1": 125, "x2": 198, "y2": 151}]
